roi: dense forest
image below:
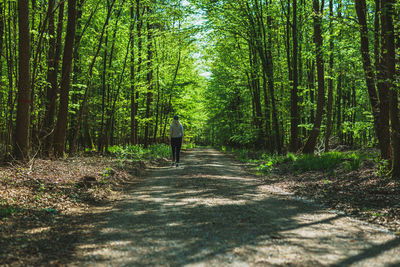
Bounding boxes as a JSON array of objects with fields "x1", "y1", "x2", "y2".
[{"x1": 0, "y1": 0, "x2": 399, "y2": 175}]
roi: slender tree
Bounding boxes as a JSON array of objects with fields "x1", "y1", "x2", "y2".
[
  {"x1": 290, "y1": 0, "x2": 299, "y2": 152},
  {"x1": 324, "y1": 0, "x2": 334, "y2": 152},
  {"x1": 303, "y1": 0, "x2": 325, "y2": 154}
]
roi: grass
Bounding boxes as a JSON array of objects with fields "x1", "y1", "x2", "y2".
[
  {"x1": 293, "y1": 152, "x2": 343, "y2": 172},
  {"x1": 223, "y1": 147, "x2": 367, "y2": 174}
]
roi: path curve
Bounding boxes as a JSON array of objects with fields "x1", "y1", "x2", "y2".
[{"x1": 70, "y1": 148, "x2": 400, "y2": 266}]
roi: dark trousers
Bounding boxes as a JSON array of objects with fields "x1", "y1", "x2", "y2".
[{"x1": 171, "y1": 137, "x2": 182, "y2": 163}]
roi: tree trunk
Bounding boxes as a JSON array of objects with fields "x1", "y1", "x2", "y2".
[
  {"x1": 53, "y1": 0, "x2": 77, "y2": 157},
  {"x1": 324, "y1": 0, "x2": 334, "y2": 152},
  {"x1": 153, "y1": 64, "x2": 161, "y2": 142},
  {"x1": 99, "y1": 25, "x2": 108, "y2": 153},
  {"x1": 0, "y1": 4, "x2": 4, "y2": 142},
  {"x1": 303, "y1": 0, "x2": 325, "y2": 154},
  {"x1": 382, "y1": 0, "x2": 400, "y2": 177},
  {"x1": 144, "y1": 5, "x2": 153, "y2": 147},
  {"x1": 266, "y1": 10, "x2": 281, "y2": 153},
  {"x1": 290, "y1": 0, "x2": 299, "y2": 152},
  {"x1": 130, "y1": 5, "x2": 136, "y2": 145},
  {"x1": 14, "y1": 0, "x2": 31, "y2": 160},
  {"x1": 134, "y1": 0, "x2": 143, "y2": 145},
  {"x1": 5, "y1": 3, "x2": 16, "y2": 154},
  {"x1": 354, "y1": 0, "x2": 390, "y2": 159},
  {"x1": 41, "y1": 1, "x2": 64, "y2": 156}
]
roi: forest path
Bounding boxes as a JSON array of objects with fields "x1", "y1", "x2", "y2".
[{"x1": 70, "y1": 148, "x2": 400, "y2": 266}]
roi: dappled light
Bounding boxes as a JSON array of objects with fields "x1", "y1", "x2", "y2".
[{"x1": 56, "y1": 149, "x2": 400, "y2": 265}]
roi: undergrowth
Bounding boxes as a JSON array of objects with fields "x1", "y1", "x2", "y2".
[
  {"x1": 224, "y1": 147, "x2": 369, "y2": 175},
  {"x1": 108, "y1": 144, "x2": 171, "y2": 160}
]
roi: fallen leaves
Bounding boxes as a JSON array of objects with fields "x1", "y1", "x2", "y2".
[{"x1": 0, "y1": 155, "x2": 144, "y2": 266}]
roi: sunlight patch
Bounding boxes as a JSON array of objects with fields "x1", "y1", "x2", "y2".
[{"x1": 24, "y1": 226, "x2": 51, "y2": 234}]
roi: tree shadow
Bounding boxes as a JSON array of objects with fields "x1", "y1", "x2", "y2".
[{"x1": 3, "y1": 148, "x2": 400, "y2": 266}]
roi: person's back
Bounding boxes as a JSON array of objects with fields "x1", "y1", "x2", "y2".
[
  {"x1": 170, "y1": 116, "x2": 184, "y2": 167},
  {"x1": 170, "y1": 120, "x2": 184, "y2": 138}
]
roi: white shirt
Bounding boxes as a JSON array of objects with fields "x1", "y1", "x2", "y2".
[{"x1": 170, "y1": 121, "x2": 184, "y2": 138}]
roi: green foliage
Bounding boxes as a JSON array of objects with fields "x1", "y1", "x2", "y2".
[
  {"x1": 108, "y1": 145, "x2": 145, "y2": 160},
  {"x1": 343, "y1": 153, "x2": 362, "y2": 172},
  {"x1": 146, "y1": 144, "x2": 171, "y2": 159},
  {"x1": 108, "y1": 144, "x2": 171, "y2": 160},
  {"x1": 293, "y1": 152, "x2": 343, "y2": 172},
  {"x1": 0, "y1": 206, "x2": 15, "y2": 217},
  {"x1": 376, "y1": 158, "x2": 390, "y2": 177}
]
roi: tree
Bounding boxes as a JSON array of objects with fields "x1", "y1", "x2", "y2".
[
  {"x1": 53, "y1": 0, "x2": 77, "y2": 157},
  {"x1": 382, "y1": 0, "x2": 400, "y2": 177},
  {"x1": 302, "y1": 0, "x2": 325, "y2": 154},
  {"x1": 14, "y1": 0, "x2": 31, "y2": 160}
]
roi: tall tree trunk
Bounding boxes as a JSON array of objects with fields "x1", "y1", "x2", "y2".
[
  {"x1": 324, "y1": 0, "x2": 334, "y2": 152},
  {"x1": 134, "y1": 0, "x2": 143, "y2": 145},
  {"x1": 290, "y1": 0, "x2": 299, "y2": 152},
  {"x1": 53, "y1": 0, "x2": 77, "y2": 157},
  {"x1": 42, "y1": 1, "x2": 64, "y2": 156},
  {"x1": 382, "y1": 0, "x2": 400, "y2": 177},
  {"x1": 375, "y1": 0, "x2": 391, "y2": 159},
  {"x1": 336, "y1": 72, "x2": 343, "y2": 142},
  {"x1": 99, "y1": 25, "x2": 108, "y2": 153},
  {"x1": 5, "y1": 2, "x2": 16, "y2": 154},
  {"x1": 248, "y1": 41, "x2": 263, "y2": 146},
  {"x1": 130, "y1": 5, "x2": 136, "y2": 145},
  {"x1": 14, "y1": 0, "x2": 31, "y2": 160},
  {"x1": 0, "y1": 4, "x2": 4, "y2": 141},
  {"x1": 355, "y1": 0, "x2": 389, "y2": 159},
  {"x1": 303, "y1": 0, "x2": 325, "y2": 154},
  {"x1": 144, "y1": 5, "x2": 153, "y2": 147},
  {"x1": 153, "y1": 64, "x2": 161, "y2": 142},
  {"x1": 266, "y1": 5, "x2": 281, "y2": 153}
]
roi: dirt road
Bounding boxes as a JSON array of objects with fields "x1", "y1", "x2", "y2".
[{"x1": 70, "y1": 148, "x2": 400, "y2": 266}]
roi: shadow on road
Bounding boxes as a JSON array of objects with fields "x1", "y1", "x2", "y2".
[{"x1": 7, "y1": 149, "x2": 399, "y2": 266}]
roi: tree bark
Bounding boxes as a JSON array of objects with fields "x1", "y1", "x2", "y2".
[
  {"x1": 53, "y1": 0, "x2": 77, "y2": 157},
  {"x1": 14, "y1": 0, "x2": 31, "y2": 160},
  {"x1": 290, "y1": 0, "x2": 299, "y2": 152},
  {"x1": 41, "y1": 1, "x2": 64, "y2": 156},
  {"x1": 144, "y1": 5, "x2": 153, "y2": 147},
  {"x1": 324, "y1": 0, "x2": 334, "y2": 152},
  {"x1": 354, "y1": 0, "x2": 391, "y2": 159},
  {"x1": 134, "y1": 0, "x2": 143, "y2": 145},
  {"x1": 130, "y1": 5, "x2": 136, "y2": 145},
  {"x1": 302, "y1": 0, "x2": 325, "y2": 154},
  {"x1": 0, "y1": 4, "x2": 4, "y2": 141},
  {"x1": 382, "y1": 0, "x2": 400, "y2": 177}
]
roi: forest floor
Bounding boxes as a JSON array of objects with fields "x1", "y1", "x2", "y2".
[{"x1": 1, "y1": 148, "x2": 400, "y2": 266}]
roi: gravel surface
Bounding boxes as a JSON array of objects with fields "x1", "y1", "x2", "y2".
[{"x1": 68, "y1": 148, "x2": 400, "y2": 266}]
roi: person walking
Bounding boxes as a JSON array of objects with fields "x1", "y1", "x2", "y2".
[{"x1": 170, "y1": 115, "x2": 184, "y2": 167}]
